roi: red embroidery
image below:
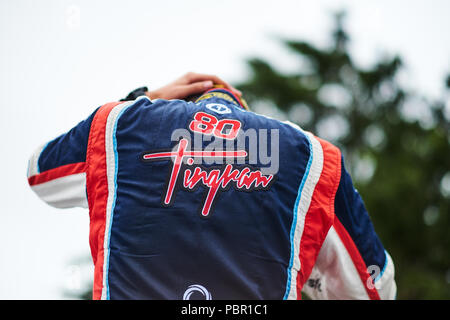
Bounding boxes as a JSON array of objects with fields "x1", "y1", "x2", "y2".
[
  {"x1": 142, "y1": 138, "x2": 274, "y2": 217},
  {"x1": 189, "y1": 112, "x2": 241, "y2": 140}
]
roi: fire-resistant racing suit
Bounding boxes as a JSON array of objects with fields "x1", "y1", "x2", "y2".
[{"x1": 27, "y1": 87, "x2": 396, "y2": 300}]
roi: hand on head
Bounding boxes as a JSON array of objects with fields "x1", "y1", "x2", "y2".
[{"x1": 146, "y1": 72, "x2": 241, "y2": 101}]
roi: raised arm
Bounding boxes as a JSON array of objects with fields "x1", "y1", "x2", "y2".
[{"x1": 27, "y1": 109, "x2": 99, "y2": 208}]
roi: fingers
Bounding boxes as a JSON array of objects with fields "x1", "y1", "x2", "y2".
[
  {"x1": 155, "y1": 72, "x2": 243, "y2": 100},
  {"x1": 185, "y1": 72, "x2": 227, "y2": 86},
  {"x1": 174, "y1": 80, "x2": 214, "y2": 99},
  {"x1": 183, "y1": 72, "x2": 242, "y2": 97}
]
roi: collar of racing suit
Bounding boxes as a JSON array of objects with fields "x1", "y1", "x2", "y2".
[{"x1": 195, "y1": 86, "x2": 249, "y2": 111}]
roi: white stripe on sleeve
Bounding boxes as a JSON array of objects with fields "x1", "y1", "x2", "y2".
[{"x1": 30, "y1": 172, "x2": 88, "y2": 208}]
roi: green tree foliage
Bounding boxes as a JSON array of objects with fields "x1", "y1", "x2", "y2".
[{"x1": 236, "y1": 12, "x2": 450, "y2": 299}]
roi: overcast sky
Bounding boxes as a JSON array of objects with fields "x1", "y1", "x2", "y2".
[{"x1": 1, "y1": 0, "x2": 449, "y2": 299}]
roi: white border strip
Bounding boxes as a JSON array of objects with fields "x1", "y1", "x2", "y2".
[
  {"x1": 27, "y1": 142, "x2": 49, "y2": 177},
  {"x1": 374, "y1": 251, "x2": 397, "y2": 299}
]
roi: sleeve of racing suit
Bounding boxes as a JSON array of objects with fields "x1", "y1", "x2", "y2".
[
  {"x1": 302, "y1": 155, "x2": 397, "y2": 300},
  {"x1": 26, "y1": 108, "x2": 99, "y2": 209}
]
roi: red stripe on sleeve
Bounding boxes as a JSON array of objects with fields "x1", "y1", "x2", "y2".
[
  {"x1": 333, "y1": 216, "x2": 381, "y2": 300},
  {"x1": 28, "y1": 162, "x2": 86, "y2": 186},
  {"x1": 85, "y1": 101, "x2": 122, "y2": 300},
  {"x1": 296, "y1": 137, "x2": 341, "y2": 299}
]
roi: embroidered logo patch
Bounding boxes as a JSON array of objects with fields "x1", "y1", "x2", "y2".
[{"x1": 205, "y1": 103, "x2": 231, "y2": 114}]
